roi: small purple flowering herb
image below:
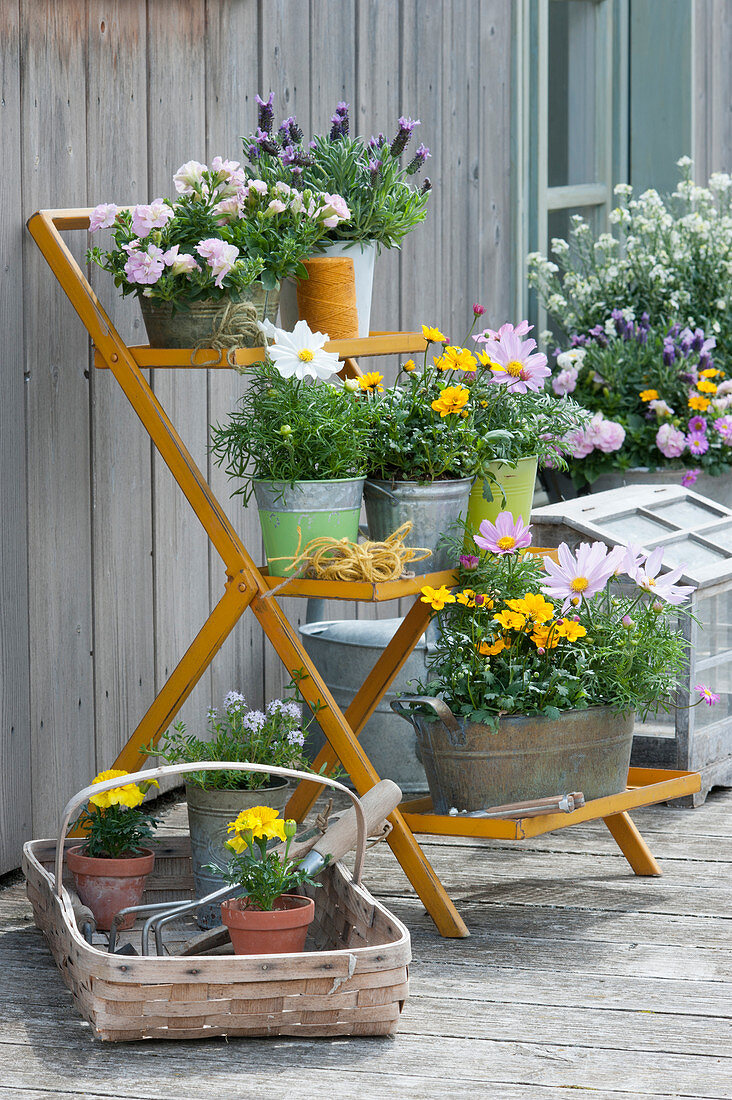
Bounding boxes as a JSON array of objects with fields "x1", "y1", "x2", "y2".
[
  {"x1": 255, "y1": 92, "x2": 275, "y2": 134},
  {"x1": 368, "y1": 159, "x2": 381, "y2": 185},
  {"x1": 662, "y1": 338, "x2": 677, "y2": 367},
  {"x1": 390, "y1": 116, "x2": 420, "y2": 158},
  {"x1": 682, "y1": 468, "x2": 701, "y2": 488},
  {"x1": 688, "y1": 416, "x2": 707, "y2": 434},
  {"x1": 406, "y1": 142, "x2": 431, "y2": 175},
  {"x1": 588, "y1": 324, "x2": 608, "y2": 347},
  {"x1": 686, "y1": 432, "x2": 709, "y2": 456}
]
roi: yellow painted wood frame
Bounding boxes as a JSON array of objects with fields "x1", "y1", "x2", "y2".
[{"x1": 28, "y1": 208, "x2": 701, "y2": 938}]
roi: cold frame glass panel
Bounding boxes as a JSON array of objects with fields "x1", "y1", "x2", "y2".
[
  {"x1": 649, "y1": 499, "x2": 727, "y2": 531},
  {"x1": 693, "y1": 590, "x2": 732, "y2": 731},
  {"x1": 653, "y1": 537, "x2": 726, "y2": 571},
  {"x1": 600, "y1": 513, "x2": 673, "y2": 543}
]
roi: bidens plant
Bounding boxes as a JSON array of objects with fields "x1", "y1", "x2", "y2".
[
  {"x1": 413, "y1": 513, "x2": 709, "y2": 729},
  {"x1": 76, "y1": 769, "x2": 160, "y2": 859}
]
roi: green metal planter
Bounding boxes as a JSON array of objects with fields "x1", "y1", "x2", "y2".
[
  {"x1": 468, "y1": 455, "x2": 538, "y2": 529},
  {"x1": 254, "y1": 477, "x2": 365, "y2": 577}
]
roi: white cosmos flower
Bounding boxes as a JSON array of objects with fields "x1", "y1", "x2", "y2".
[{"x1": 259, "y1": 319, "x2": 341, "y2": 381}]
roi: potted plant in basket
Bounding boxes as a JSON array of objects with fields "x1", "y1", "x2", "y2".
[
  {"x1": 210, "y1": 318, "x2": 372, "y2": 576},
  {"x1": 87, "y1": 158, "x2": 350, "y2": 348},
  {"x1": 66, "y1": 769, "x2": 160, "y2": 931},
  {"x1": 150, "y1": 691, "x2": 313, "y2": 929},
  {"x1": 212, "y1": 805, "x2": 320, "y2": 955},
  {"x1": 244, "y1": 95, "x2": 432, "y2": 335},
  {"x1": 392, "y1": 514, "x2": 714, "y2": 813}
]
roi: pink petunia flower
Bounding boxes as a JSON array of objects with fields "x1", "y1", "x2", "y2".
[
  {"x1": 88, "y1": 203, "x2": 118, "y2": 231},
  {"x1": 656, "y1": 422, "x2": 686, "y2": 459},
  {"x1": 542, "y1": 542, "x2": 623, "y2": 611},
  {"x1": 695, "y1": 684, "x2": 720, "y2": 706},
  {"x1": 131, "y1": 198, "x2": 174, "y2": 237},
  {"x1": 564, "y1": 426, "x2": 594, "y2": 459},
  {"x1": 474, "y1": 511, "x2": 532, "y2": 556},
  {"x1": 484, "y1": 330, "x2": 550, "y2": 393},
  {"x1": 631, "y1": 546, "x2": 695, "y2": 605},
  {"x1": 123, "y1": 245, "x2": 165, "y2": 285},
  {"x1": 474, "y1": 320, "x2": 532, "y2": 345},
  {"x1": 681, "y1": 468, "x2": 701, "y2": 488},
  {"x1": 196, "y1": 238, "x2": 239, "y2": 286},
  {"x1": 173, "y1": 160, "x2": 207, "y2": 194},
  {"x1": 552, "y1": 367, "x2": 578, "y2": 396},
  {"x1": 587, "y1": 412, "x2": 626, "y2": 454}
]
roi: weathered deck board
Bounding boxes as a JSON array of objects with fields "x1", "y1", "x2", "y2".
[{"x1": 2, "y1": 789, "x2": 731, "y2": 1097}]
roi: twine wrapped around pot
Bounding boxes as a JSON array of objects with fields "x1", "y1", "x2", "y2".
[
  {"x1": 295, "y1": 256, "x2": 359, "y2": 339},
  {"x1": 191, "y1": 299, "x2": 266, "y2": 365},
  {"x1": 267, "y1": 522, "x2": 432, "y2": 588}
]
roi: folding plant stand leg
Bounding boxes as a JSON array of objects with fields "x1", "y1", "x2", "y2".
[
  {"x1": 28, "y1": 208, "x2": 470, "y2": 939},
  {"x1": 603, "y1": 810, "x2": 661, "y2": 875}
]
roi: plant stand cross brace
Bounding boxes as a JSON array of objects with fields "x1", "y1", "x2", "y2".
[{"x1": 28, "y1": 209, "x2": 701, "y2": 939}]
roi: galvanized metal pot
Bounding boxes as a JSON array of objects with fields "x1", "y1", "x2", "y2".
[
  {"x1": 363, "y1": 478, "x2": 473, "y2": 575},
  {"x1": 254, "y1": 477, "x2": 365, "y2": 577},
  {"x1": 186, "y1": 780, "x2": 289, "y2": 929},
  {"x1": 391, "y1": 697, "x2": 635, "y2": 813},
  {"x1": 139, "y1": 283, "x2": 280, "y2": 349}
]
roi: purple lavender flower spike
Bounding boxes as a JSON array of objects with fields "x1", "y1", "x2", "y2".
[
  {"x1": 369, "y1": 133, "x2": 386, "y2": 150},
  {"x1": 256, "y1": 91, "x2": 275, "y2": 134},
  {"x1": 288, "y1": 117, "x2": 303, "y2": 143},
  {"x1": 570, "y1": 333, "x2": 588, "y2": 347},
  {"x1": 588, "y1": 325, "x2": 607, "y2": 345},
  {"x1": 281, "y1": 145, "x2": 297, "y2": 167},
  {"x1": 663, "y1": 338, "x2": 677, "y2": 367},
  {"x1": 368, "y1": 159, "x2": 381, "y2": 185},
  {"x1": 406, "y1": 143, "x2": 431, "y2": 175},
  {"x1": 278, "y1": 117, "x2": 297, "y2": 146},
  {"x1": 330, "y1": 114, "x2": 344, "y2": 141},
  {"x1": 679, "y1": 327, "x2": 694, "y2": 355},
  {"x1": 691, "y1": 328, "x2": 706, "y2": 353},
  {"x1": 390, "y1": 116, "x2": 420, "y2": 158},
  {"x1": 420, "y1": 176, "x2": 432, "y2": 194},
  {"x1": 247, "y1": 142, "x2": 260, "y2": 162}
]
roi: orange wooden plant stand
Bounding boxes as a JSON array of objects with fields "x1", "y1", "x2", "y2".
[{"x1": 28, "y1": 209, "x2": 701, "y2": 939}]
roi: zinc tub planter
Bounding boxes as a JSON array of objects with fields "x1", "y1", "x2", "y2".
[
  {"x1": 254, "y1": 477, "x2": 365, "y2": 577},
  {"x1": 392, "y1": 698, "x2": 636, "y2": 813},
  {"x1": 363, "y1": 477, "x2": 473, "y2": 575}
]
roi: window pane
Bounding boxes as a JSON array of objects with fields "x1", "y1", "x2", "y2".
[
  {"x1": 547, "y1": 204, "x2": 603, "y2": 250},
  {"x1": 548, "y1": 0, "x2": 599, "y2": 188}
]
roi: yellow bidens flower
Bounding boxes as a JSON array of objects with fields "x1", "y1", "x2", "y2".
[
  {"x1": 358, "y1": 371, "x2": 385, "y2": 393},
  {"x1": 492, "y1": 609, "x2": 527, "y2": 632},
  {"x1": 530, "y1": 625, "x2": 559, "y2": 650},
  {"x1": 402, "y1": 359, "x2": 416, "y2": 372},
  {"x1": 554, "y1": 620, "x2": 588, "y2": 642},
  {"x1": 478, "y1": 637, "x2": 509, "y2": 656},
  {"x1": 226, "y1": 805, "x2": 287, "y2": 853},
  {"x1": 639, "y1": 389, "x2": 659, "y2": 402},
  {"x1": 88, "y1": 768, "x2": 158, "y2": 810},
  {"x1": 439, "y1": 345, "x2": 478, "y2": 372},
  {"x1": 422, "y1": 324, "x2": 447, "y2": 343},
  {"x1": 689, "y1": 394, "x2": 711, "y2": 411},
  {"x1": 506, "y1": 593, "x2": 555, "y2": 624},
  {"x1": 697, "y1": 378, "x2": 718, "y2": 394},
  {"x1": 431, "y1": 385, "x2": 470, "y2": 417},
  {"x1": 476, "y1": 350, "x2": 497, "y2": 369},
  {"x1": 456, "y1": 588, "x2": 477, "y2": 607},
  {"x1": 420, "y1": 584, "x2": 456, "y2": 610},
  {"x1": 701, "y1": 367, "x2": 723, "y2": 378}
]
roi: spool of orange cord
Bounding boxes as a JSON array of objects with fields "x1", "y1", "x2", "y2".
[{"x1": 295, "y1": 256, "x2": 359, "y2": 340}]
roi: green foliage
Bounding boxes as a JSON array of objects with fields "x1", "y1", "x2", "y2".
[
  {"x1": 210, "y1": 829, "x2": 321, "y2": 912},
  {"x1": 79, "y1": 804, "x2": 159, "y2": 860},
  {"x1": 210, "y1": 366, "x2": 372, "y2": 503}
]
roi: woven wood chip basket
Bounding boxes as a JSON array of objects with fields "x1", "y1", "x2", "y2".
[{"x1": 22, "y1": 765, "x2": 411, "y2": 1042}]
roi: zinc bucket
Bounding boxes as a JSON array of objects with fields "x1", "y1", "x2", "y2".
[
  {"x1": 363, "y1": 478, "x2": 473, "y2": 575},
  {"x1": 468, "y1": 455, "x2": 538, "y2": 530},
  {"x1": 391, "y1": 698, "x2": 635, "y2": 813},
  {"x1": 254, "y1": 477, "x2": 365, "y2": 577}
]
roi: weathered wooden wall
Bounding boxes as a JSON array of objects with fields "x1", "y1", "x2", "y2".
[{"x1": 0, "y1": 0, "x2": 514, "y2": 871}]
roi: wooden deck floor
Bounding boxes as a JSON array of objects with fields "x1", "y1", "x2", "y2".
[{"x1": 1, "y1": 788, "x2": 731, "y2": 1100}]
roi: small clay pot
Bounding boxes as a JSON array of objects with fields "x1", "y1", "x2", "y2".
[
  {"x1": 220, "y1": 894, "x2": 315, "y2": 955},
  {"x1": 66, "y1": 846, "x2": 155, "y2": 931}
]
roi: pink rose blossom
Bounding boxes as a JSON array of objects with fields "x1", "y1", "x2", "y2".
[
  {"x1": 88, "y1": 203, "x2": 118, "y2": 231},
  {"x1": 196, "y1": 238, "x2": 239, "y2": 286},
  {"x1": 656, "y1": 422, "x2": 686, "y2": 459},
  {"x1": 131, "y1": 198, "x2": 174, "y2": 237},
  {"x1": 124, "y1": 245, "x2": 165, "y2": 285},
  {"x1": 552, "y1": 367, "x2": 578, "y2": 396}
]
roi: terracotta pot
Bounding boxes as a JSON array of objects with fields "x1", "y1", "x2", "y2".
[
  {"x1": 221, "y1": 894, "x2": 315, "y2": 955},
  {"x1": 66, "y1": 846, "x2": 155, "y2": 931}
]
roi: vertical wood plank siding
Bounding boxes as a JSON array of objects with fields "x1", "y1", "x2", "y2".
[{"x1": 2, "y1": 0, "x2": 728, "y2": 871}]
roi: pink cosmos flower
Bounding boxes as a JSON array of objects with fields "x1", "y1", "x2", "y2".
[
  {"x1": 587, "y1": 412, "x2": 625, "y2": 454},
  {"x1": 484, "y1": 330, "x2": 550, "y2": 393},
  {"x1": 631, "y1": 546, "x2": 695, "y2": 605},
  {"x1": 542, "y1": 542, "x2": 623, "y2": 611},
  {"x1": 474, "y1": 320, "x2": 532, "y2": 345},
  {"x1": 565, "y1": 426, "x2": 594, "y2": 459},
  {"x1": 474, "y1": 511, "x2": 532, "y2": 556},
  {"x1": 552, "y1": 367, "x2": 578, "y2": 396},
  {"x1": 695, "y1": 684, "x2": 720, "y2": 706},
  {"x1": 686, "y1": 432, "x2": 709, "y2": 456},
  {"x1": 196, "y1": 238, "x2": 239, "y2": 287},
  {"x1": 616, "y1": 543, "x2": 647, "y2": 576},
  {"x1": 88, "y1": 203, "x2": 118, "y2": 231},
  {"x1": 124, "y1": 245, "x2": 165, "y2": 285},
  {"x1": 472, "y1": 304, "x2": 485, "y2": 317},
  {"x1": 131, "y1": 199, "x2": 174, "y2": 237},
  {"x1": 173, "y1": 160, "x2": 207, "y2": 194},
  {"x1": 656, "y1": 422, "x2": 686, "y2": 459},
  {"x1": 682, "y1": 468, "x2": 700, "y2": 488}
]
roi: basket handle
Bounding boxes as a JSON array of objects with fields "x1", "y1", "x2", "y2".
[{"x1": 54, "y1": 762, "x2": 369, "y2": 898}]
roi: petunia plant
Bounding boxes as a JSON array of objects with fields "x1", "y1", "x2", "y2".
[
  {"x1": 75, "y1": 769, "x2": 160, "y2": 859},
  {"x1": 210, "y1": 320, "x2": 372, "y2": 502},
  {"x1": 209, "y1": 806, "x2": 321, "y2": 911},
  {"x1": 410, "y1": 513, "x2": 709, "y2": 728}
]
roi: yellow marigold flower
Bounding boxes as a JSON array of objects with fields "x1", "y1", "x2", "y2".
[
  {"x1": 492, "y1": 609, "x2": 527, "y2": 632},
  {"x1": 697, "y1": 378, "x2": 718, "y2": 394},
  {"x1": 689, "y1": 394, "x2": 711, "y2": 411},
  {"x1": 228, "y1": 806, "x2": 286, "y2": 843},
  {"x1": 456, "y1": 588, "x2": 477, "y2": 607},
  {"x1": 554, "y1": 620, "x2": 588, "y2": 642},
  {"x1": 88, "y1": 768, "x2": 156, "y2": 810},
  {"x1": 441, "y1": 345, "x2": 478, "y2": 372},
  {"x1": 422, "y1": 324, "x2": 447, "y2": 343},
  {"x1": 478, "y1": 637, "x2": 509, "y2": 656},
  {"x1": 402, "y1": 359, "x2": 416, "y2": 372},
  {"x1": 639, "y1": 389, "x2": 659, "y2": 402},
  {"x1": 431, "y1": 385, "x2": 470, "y2": 417},
  {"x1": 506, "y1": 593, "x2": 555, "y2": 624},
  {"x1": 701, "y1": 367, "x2": 723, "y2": 378},
  {"x1": 358, "y1": 371, "x2": 385, "y2": 393},
  {"x1": 530, "y1": 625, "x2": 559, "y2": 650},
  {"x1": 476, "y1": 350, "x2": 497, "y2": 369},
  {"x1": 420, "y1": 584, "x2": 456, "y2": 610}
]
